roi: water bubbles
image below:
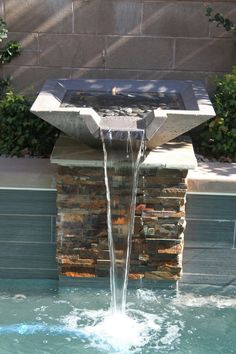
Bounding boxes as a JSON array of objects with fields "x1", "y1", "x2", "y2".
[
  {"x1": 136, "y1": 289, "x2": 157, "y2": 302},
  {"x1": 13, "y1": 294, "x2": 27, "y2": 302}
]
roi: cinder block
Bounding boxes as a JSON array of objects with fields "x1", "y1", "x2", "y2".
[
  {"x1": 39, "y1": 34, "x2": 106, "y2": 68},
  {"x1": 7, "y1": 32, "x2": 38, "y2": 50},
  {"x1": 5, "y1": 51, "x2": 38, "y2": 66},
  {"x1": 3, "y1": 66, "x2": 71, "y2": 94},
  {"x1": 5, "y1": 0, "x2": 72, "y2": 33},
  {"x1": 2, "y1": 32, "x2": 38, "y2": 67},
  {"x1": 143, "y1": 1, "x2": 208, "y2": 37},
  {"x1": 70, "y1": 68, "x2": 110, "y2": 79},
  {"x1": 0, "y1": 1, "x2": 4, "y2": 18},
  {"x1": 175, "y1": 38, "x2": 236, "y2": 72},
  {"x1": 106, "y1": 36, "x2": 173, "y2": 69},
  {"x1": 74, "y1": 0, "x2": 142, "y2": 35}
]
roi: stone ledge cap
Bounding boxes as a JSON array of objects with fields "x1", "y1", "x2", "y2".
[{"x1": 51, "y1": 135, "x2": 197, "y2": 170}]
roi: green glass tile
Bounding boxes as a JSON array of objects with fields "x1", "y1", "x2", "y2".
[
  {"x1": 183, "y1": 248, "x2": 236, "y2": 276},
  {"x1": 0, "y1": 242, "x2": 56, "y2": 258},
  {"x1": 0, "y1": 256, "x2": 57, "y2": 269},
  {"x1": 0, "y1": 215, "x2": 54, "y2": 243},
  {"x1": 186, "y1": 194, "x2": 236, "y2": 221},
  {"x1": 0, "y1": 268, "x2": 58, "y2": 279},
  {"x1": 0, "y1": 190, "x2": 57, "y2": 215},
  {"x1": 185, "y1": 219, "x2": 234, "y2": 248}
]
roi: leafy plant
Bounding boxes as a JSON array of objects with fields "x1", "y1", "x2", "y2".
[
  {"x1": 206, "y1": 6, "x2": 236, "y2": 37},
  {"x1": 0, "y1": 18, "x2": 8, "y2": 41},
  {"x1": 0, "y1": 18, "x2": 21, "y2": 99},
  {"x1": 0, "y1": 88, "x2": 59, "y2": 156},
  {"x1": 0, "y1": 18, "x2": 21, "y2": 64},
  {"x1": 0, "y1": 19, "x2": 58, "y2": 157},
  {"x1": 197, "y1": 68, "x2": 236, "y2": 159}
]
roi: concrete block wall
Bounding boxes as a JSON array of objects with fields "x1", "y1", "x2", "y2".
[{"x1": 1, "y1": 0, "x2": 235, "y2": 95}]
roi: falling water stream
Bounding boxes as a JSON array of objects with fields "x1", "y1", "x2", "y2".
[{"x1": 101, "y1": 129, "x2": 145, "y2": 314}]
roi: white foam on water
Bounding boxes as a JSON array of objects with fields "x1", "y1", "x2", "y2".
[
  {"x1": 159, "y1": 324, "x2": 181, "y2": 345},
  {"x1": 58, "y1": 306, "x2": 183, "y2": 354},
  {"x1": 13, "y1": 294, "x2": 27, "y2": 301},
  {"x1": 84, "y1": 312, "x2": 146, "y2": 353},
  {"x1": 136, "y1": 289, "x2": 158, "y2": 303},
  {"x1": 172, "y1": 293, "x2": 236, "y2": 309}
]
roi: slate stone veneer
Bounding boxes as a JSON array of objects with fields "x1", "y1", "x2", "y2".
[{"x1": 56, "y1": 165, "x2": 187, "y2": 281}]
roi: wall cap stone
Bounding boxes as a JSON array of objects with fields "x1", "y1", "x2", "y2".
[{"x1": 51, "y1": 135, "x2": 197, "y2": 170}]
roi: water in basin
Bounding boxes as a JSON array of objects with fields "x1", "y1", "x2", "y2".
[
  {"x1": 0, "y1": 281, "x2": 236, "y2": 354},
  {"x1": 60, "y1": 90, "x2": 185, "y2": 117}
]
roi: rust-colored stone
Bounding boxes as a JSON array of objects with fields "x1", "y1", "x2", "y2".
[
  {"x1": 62, "y1": 272, "x2": 96, "y2": 278},
  {"x1": 158, "y1": 243, "x2": 183, "y2": 255},
  {"x1": 55, "y1": 161, "x2": 187, "y2": 280},
  {"x1": 128, "y1": 273, "x2": 144, "y2": 279}
]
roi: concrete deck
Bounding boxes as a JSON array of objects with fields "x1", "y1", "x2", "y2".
[
  {"x1": 0, "y1": 157, "x2": 56, "y2": 190},
  {"x1": 187, "y1": 162, "x2": 236, "y2": 195}
]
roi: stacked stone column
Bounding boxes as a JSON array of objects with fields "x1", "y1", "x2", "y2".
[{"x1": 56, "y1": 158, "x2": 187, "y2": 281}]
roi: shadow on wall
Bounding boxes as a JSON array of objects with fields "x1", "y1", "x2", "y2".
[{"x1": 2, "y1": 0, "x2": 236, "y2": 95}]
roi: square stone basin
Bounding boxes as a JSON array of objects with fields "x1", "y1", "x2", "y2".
[{"x1": 31, "y1": 79, "x2": 215, "y2": 149}]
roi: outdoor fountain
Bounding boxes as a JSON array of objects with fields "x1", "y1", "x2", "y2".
[
  {"x1": 31, "y1": 79, "x2": 215, "y2": 313},
  {"x1": 29, "y1": 78, "x2": 217, "y2": 351}
]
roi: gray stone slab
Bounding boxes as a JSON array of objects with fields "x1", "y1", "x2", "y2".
[
  {"x1": 186, "y1": 194, "x2": 236, "y2": 221},
  {"x1": 0, "y1": 215, "x2": 55, "y2": 243},
  {"x1": 0, "y1": 158, "x2": 56, "y2": 190},
  {"x1": 185, "y1": 219, "x2": 235, "y2": 249},
  {"x1": 0, "y1": 189, "x2": 57, "y2": 215},
  {"x1": 51, "y1": 135, "x2": 197, "y2": 170}
]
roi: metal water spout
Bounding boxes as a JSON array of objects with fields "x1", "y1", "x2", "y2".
[{"x1": 31, "y1": 79, "x2": 215, "y2": 149}]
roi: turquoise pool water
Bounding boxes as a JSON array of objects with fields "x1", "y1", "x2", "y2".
[{"x1": 0, "y1": 280, "x2": 235, "y2": 354}]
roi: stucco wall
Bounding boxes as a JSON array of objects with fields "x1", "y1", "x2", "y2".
[{"x1": 1, "y1": 0, "x2": 236, "y2": 95}]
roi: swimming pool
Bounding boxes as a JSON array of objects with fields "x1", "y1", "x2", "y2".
[{"x1": 0, "y1": 280, "x2": 235, "y2": 354}]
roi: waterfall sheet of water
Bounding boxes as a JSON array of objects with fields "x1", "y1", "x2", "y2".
[{"x1": 101, "y1": 129, "x2": 145, "y2": 314}]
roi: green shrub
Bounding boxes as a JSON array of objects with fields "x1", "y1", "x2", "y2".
[
  {"x1": 0, "y1": 88, "x2": 59, "y2": 156},
  {"x1": 0, "y1": 17, "x2": 21, "y2": 65},
  {"x1": 197, "y1": 67, "x2": 236, "y2": 159},
  {"x1": 206, "y1": 6, "x2": 236, "y2": 37},
  {"x1": 0, "y1": 18, "x2": 21, "y2": 98}
]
